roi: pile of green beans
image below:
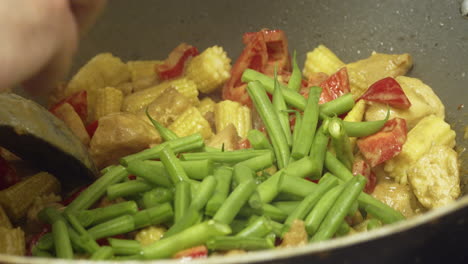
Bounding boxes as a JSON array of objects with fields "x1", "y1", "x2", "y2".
[{"x1": 33, "y1": 68, "x2": 403, "y2": 261}]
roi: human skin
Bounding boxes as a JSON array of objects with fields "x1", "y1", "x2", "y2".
[{"x1": 0, "y1": 0, "x2": 106, "y2": 94}]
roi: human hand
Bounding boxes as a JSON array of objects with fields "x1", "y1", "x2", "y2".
[{"x1": 0, "y1": 0, "x2": 106, "y2": 94}]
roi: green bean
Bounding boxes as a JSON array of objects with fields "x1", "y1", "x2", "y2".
[
  {"x1": 230, "y1": 219, "x2": 248, "y2": 235},
  {"x1": 174, "y1": 181, "x2": 191, "y2": 223},
  {"x1": 190, "y1": 175, "x2": 217, "y2": 211},
  {"x1": 247, "y1": 129, "x2": 273, "y2": 151},
  {"x1": 87, "y1": 215, "x2": 135, "y2": 240},
  {"x1": 141, "y1": 187, "x2": 173, "y2": 209},
  {"x1": 329, "y1": 117, "x2": 354, "y2": 170},
  {"x1": 288, "y1": 51, "x2": 302, "y2": 92},
  {"x1": 120, "y1": 133, "x2": 204, "y2": 165},
  {"x1": 133, "y1": 203, "x2": 173, "y2": 229},
  {"x1": 205, "y1": 167, "x2": 233, "y2": 216},
  {"x1": 242, "y1": 69, "x2": 307, "y2": 109},
  {"x1": 291, "y1": 86, "x2": 321, "y2": 159},
  {"x1": 319, "y1": 93, "x2": 355, "y2": 118},
  {"x1": 324, "y1": 152, "x2": 405, "y2": 223},
  {"x1": 207, "y1": 236, "x2": 274, "y2": 251},
  {"x1": 107, "y1": 180, "x2": 153, "y2": 200},
  {"x1": 311, "y1": 175, "x2": 366, "y2": 242},
  {"x1": 36, "y1": 233, "x2": 54, "y2": 251},
  {"x1": 90, "y1": 246, "x2": 113, "y2": 260},
  {"x1": 213, "y1": 179, "x2": 257, "y2": 224},
  {"x1": 342, "y1": 109, "x2": 390, "y2": 137},
  {"x1": 232, "y1": 165, "x2": 262, "y2": 210},
  {"x1": 32, "y1": 247, "x2": 53, "y2": 258},
  {"x1": 145, "y1": 107, "x2": 178, "y2": 141},
  {"x1": 247, "y1": 81, "x2": 290, "y2": 169},
  {"x1": 279, "y1": 174, "x2": 318, "y2": 198},
  {"x1": 273, "y1": 68, "x2": 292, "y2": 147},
  {"x1": 126, "y1": 160, "x2": 172, "y2": 188},
  {"x1": 108, "y1": 238, "x2": 141, "y2": 256},
  {"x1": 63, "y1": 211, "x2": 100, "y2": 253},
  {"x1": 272, "y1": 201, "x2": 300, "y2": 215},
  {"x1": 336, "y1": 221, "x2": 351, "y2": 237},
  {"x1": 308, "y1": 119, "x2": 330, "y2": 179},
  {"x1": 304, "y1": 184, "x2": 345, "y2": 235},
  {"x1": 75, "y1": 201, "x2": 138, "y2": 227},
  {"x1": 236, "y1": 216, "x2": 272, "y2": 238},
  {"x1": 366, "y1": 219, "x2": 383, "y2": 230},
  {"x1": 180, "y1": 160, "x2": 214, "y2": 180},
  {"x1": 163, "y1": 209, "x2": 202, "y2": 238},
  {"x1": 291, "y1": 110, "x2": 303, "y2": 150},
  {"x1": 160, "y1": 146, "x2": 190, "y2": 184},
  {"x1": 181, "y1": 149, "x2": 271, "y2": 163},
  {"x1": 141, "y1": 220, "x2": 231, "y2": 259},
  {"x1": 52, "y1": 218, "x2": 73, "y2": 259},
  {"x1": 283, "y1": 174, "x2": 339, "y2": 230},
  {"x1": 238, "y1": 203, "x2": 288, "y2": 222},
  {"x1": 65, "y1": 165, "x2": 128, "y2": 213},
  {"x1": 236, "y1": 153, "x2": 275, "y2": 172}
]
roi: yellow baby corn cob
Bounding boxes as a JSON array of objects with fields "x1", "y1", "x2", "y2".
[
  {"x1": 65, "y1": 53, "x2": 130, "y2": 121},
  {"x1": 0, "y1": 172, "x2": 60, "y2": 221},
  {"x1": 343, "y1": 99, "x2": 367, "y2": 151},
  {"x1": 302, "y1": 44, "x2": 345, "y2": 78},
  {"x1": 122, "y1": 78, "x2": 198, "y2": 113},
  {"x1": 214, "y1": 100, "x2": 252, "y2": 139},
  {"x1": 0, "y1": 227, "x2": 25, "y2": 256},
  {"x1": 198, "y1": 97, "x2": 216, "y2": 116},
  {"x1": 168, "y1": 107, "x2": 213, "y2": 139},
  {"x1": 384, "y1": 115, "x2": 456, "y2": 184},
  {"x1": 94, "y1": 87, "x2": 124, "y2": 120},
  {"x1": 185, "y1": 46, "x2": 231, "y2": 93}
]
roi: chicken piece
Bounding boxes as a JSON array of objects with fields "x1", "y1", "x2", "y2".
[
  {"x1": 0, "y1": 206, "x2": 11, "y2": 229},
  {"x1": 347, "y1": 52, "x2": 413, "y2": 98},
  {"x1": 407, "y1": 145, "x2": 460, "y2": 209},
  {"x1": 26, "y1": 194, "x2": 62, "y2": 233},
  {"x1": 280, "y1": 219, "x2": 308, "y2": 248},
  {"x1": 65, "y1": 53, "x2": 131, "y2": 121},
  {"x1": 384, "y1": 115, "x2": 456, "y2": 184},
  {"x1": 365, "y1": 76, "x2": 445, "y2": 129},
  {"x1": 372, "y1": 173, "x2": 424, "y2": 218},
  {"x1": 136, "y1": 88, "x2": 192, "y2": 127},
  {"x1": 51, "y1": 102, "x2": 90, "y2": 146},
  {"x1": 135, "y1": 226, "x2": 166, "y2": 246},
  {"x1": 0, "y1": 227, "x2": 25, "y2": 256},
  {"x1": 206, "y1": 124, "x2": 240, "y2": 151},
  {"x1": 89, "y1": 113, "x2": 161, "y2": 169}
]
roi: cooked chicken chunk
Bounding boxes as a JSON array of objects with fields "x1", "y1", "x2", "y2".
[
  {"x1": 280, "y1": 220, "x2": 308, "y2": 248},
  {"x1": 407, "y1": 145, "x2": 460, "y2": 209},
  {"x1": 347, "y1": 52, "x2": 413, "y2": 98},
  {"x1": 372, "y1": 175, "x2": 424, "y2": 218},
  {"x1": 89, "y1": 113, "x2": 161, "y2": 169},
  {"x1": 365, "y1": 76, "x2": 445, "y2": 129},
  {"x1": 206, "y1": 124, "x2": 240, "y2": 151}
]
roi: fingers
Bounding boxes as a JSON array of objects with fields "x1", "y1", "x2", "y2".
[{"x1": 70, "y1": 0, "x2": 107, "y2": 36}]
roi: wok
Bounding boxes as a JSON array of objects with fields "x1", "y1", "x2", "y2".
[{"x1": 2, "y1": 0, "x2": 467, "y2": 263}]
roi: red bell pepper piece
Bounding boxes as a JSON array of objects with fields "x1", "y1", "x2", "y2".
[
  {"x1": 357, "y1": 118, "x2": 408, "y2": 167},
  {"x1": 26, "y1": 224, "x2": 51, "y2": 256},
  {"x1": 173, "y1": 245, "x2": 208, "y2": 259},
  {"x1": 86, "y1": 120, "x2": 99, "y2": 138},
  {"x1": 222, "y1": 29, "x2": 290, "y2": 106},
  {"x1": 156, "y1": 43, "x2": 199, "y2": 81},
  {"x1": 49, "y1": 90, "x2": 88, "y2": 123},
  {"x1": 352, "y1": 158, "x2": 377, "y2": 194},
  {"x1": 237, "y1": 138, "x2": 251, "y2": 150},
  {"x1": 0, "y1": 156, "x2": 20, "y2": 190},
  {"x1": 359, "y1": 77, "x2": 411, "y2": 109},
  {"x1": 320, "y1": 67, "x2": 350, "y2": 100}
]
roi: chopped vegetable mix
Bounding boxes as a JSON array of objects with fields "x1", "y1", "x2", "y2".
[{"x1": 0, "y1": 29, "x2": 461, "y2": 261}]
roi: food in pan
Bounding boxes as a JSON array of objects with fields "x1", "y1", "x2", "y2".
[{"x1": 0, "y1": 29, "x2": 460, "y2": 260}]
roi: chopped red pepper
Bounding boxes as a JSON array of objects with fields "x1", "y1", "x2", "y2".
[
  {"x1": 222, "y1": 29, "x2": 290, "y2": 106},
  {"x1": 237, "y1": 138, "x2": 251, "y2": 150},
  {"x1": 156, "y1": 43, "x2": 199, "y2": 81},
  {"x1": 357, "y1": 118, "x2": 408, "y2": 167},
  {"x1": 26, "y1": 224, "x2": 51, "y2": 256},
  {"x1": 49, "y1": 90, "x2": 88, "y2": 123},
  {"x1": 352, "y1": 158, "x2": 377, "y2": 194},
  {"x1": 320, "y1": 67, "x2": 350, "y2": 100},
  {"x1": 359, "y1": 77, "x2": 411, "y2": 109},
  {"x1": 86, "y1": 120, "x2": 99, "y2": 138},
  {"x1": 0, "y1": 156, "x2": 20, "y2": 190},
  {"x1": 173, "y1": 245, "x2": 208, "y2": 259}
]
